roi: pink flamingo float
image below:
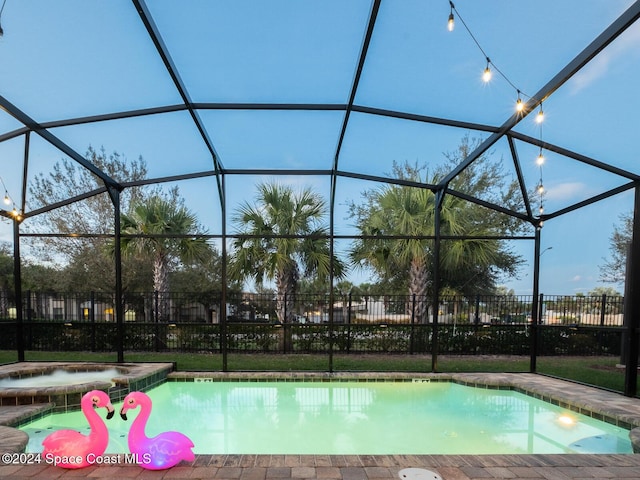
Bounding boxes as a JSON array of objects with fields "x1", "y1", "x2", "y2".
[
  {"x1": 120, "y1": 391, "x2": 195, "y2": 470},
  {"x1": 42, "y1": 390, "x2": 114, "y2": 469}
]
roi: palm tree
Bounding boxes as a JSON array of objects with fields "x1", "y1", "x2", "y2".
[
  {"x1": 350, "y1": 152, "x2": 522, "y2": 322},
  {"x1": 119, "y1": 196, "x2": 210, "y2": 321},
  {"x1": 350, "y1": 175, "x2": 442, "y2": 322},
  {"x1": 230, "y1": 182, "x2": 344, "y2": 324}
]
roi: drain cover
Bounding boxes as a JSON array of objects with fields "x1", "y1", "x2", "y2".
[{"x1": 398, "y1": 467, "x2": 443, "y2": 480}]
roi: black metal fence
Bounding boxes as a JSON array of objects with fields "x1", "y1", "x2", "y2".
[
  {"x1": 3, "y1": 291, "x2": 626, "y2": 325},
  {"x1": 0, "y1": 291, "x2": 627, "y2": 357}
]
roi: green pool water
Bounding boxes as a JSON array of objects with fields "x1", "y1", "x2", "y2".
[{"x1": 21, "y1": 381, "x2": 633, "y2": 455}]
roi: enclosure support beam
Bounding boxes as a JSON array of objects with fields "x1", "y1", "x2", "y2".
[
  {"x1": 13, "y1": 218, "x2": 24, "y2": 362},
  {"x1": 0, "y1": 95, "x2": 121, "y2": 192},
  {"x1": 530, "y1": 227, "x2": 542, "y2": 373},
  {"x1": 431, "y1": 190, "x2": 444, "y2": 372},
  {"x1": 112, "y1": 189, "x2": 125, "y2": 364},
  {"x1": 221, "y1": 175, "x2": 228, "y2": 372},
  {"x1": 132, "y1": 0, "x2": 225, "y2": 211},
  {"x1": 623, "y1": 186, "x2": 640, "y2": 396}
]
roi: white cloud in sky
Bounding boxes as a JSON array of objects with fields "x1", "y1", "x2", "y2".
[
  {"x1": 568, "y1": 22, "x2": 640, "y2": 94},
  {"x1": 544, "y1": 181, "x2": 589, "y2": 201},
  {"x1": 572, "y1": 275, "x2": 582, "y2": 282}
]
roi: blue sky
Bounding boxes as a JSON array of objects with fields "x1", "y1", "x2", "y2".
[{"x1": 0, "y1": 0, "x2": 638, "y2": 295}]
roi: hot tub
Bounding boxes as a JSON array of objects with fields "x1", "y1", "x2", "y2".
[{"x1": 0, "y1": 362, "x2": 173, "y2": 413}]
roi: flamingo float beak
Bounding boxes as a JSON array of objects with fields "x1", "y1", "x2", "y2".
[
  {"x1": 120, "y1": 405, "x2": 128, "y2": 421},
  {"x1": 93, "y1": 401, "x2": 115, "y2": 419}
]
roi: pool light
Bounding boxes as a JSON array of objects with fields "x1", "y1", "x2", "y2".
[{"x1": 558, "y1": 414, "x2": 576, "y2": 426}]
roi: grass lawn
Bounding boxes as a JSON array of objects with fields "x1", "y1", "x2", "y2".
[{"x1": 0, "y1": 350, "x2": 630, "y2": 394}]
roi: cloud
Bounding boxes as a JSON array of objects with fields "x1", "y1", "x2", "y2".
[
  {"x1": 572, "y1": 275, "x2": 582, "y2": 282},
  {"x1": 568, "y1": 21, "x2": 640, "y2": 94},
  {"x1": 544, "y1": 181, "x2": 589, "y2": 201}
]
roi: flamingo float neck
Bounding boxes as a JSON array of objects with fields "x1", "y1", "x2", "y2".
[
  {"x1": 122, "y1": 394, "x2": 152, "y2": 444},
  {"x1": 82, "y1": 394, "x2": 112, "y2": 440}
]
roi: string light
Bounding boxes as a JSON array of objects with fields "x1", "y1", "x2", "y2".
[
  {"x1": 515, "y1": 94, "x2": 524, "y2": 113},
  {"x1": 445, "y1": 1, "x2": 550, "y2": 222},
  {"x1": 0, "y1": 175, "x2": 12, "y2": 206},
  {"x1": 0, "y1": 174, "x2": 22, "y2": 221},
  {"x1": 446, "y1": 2, "x2": 529, "y2": 100},
  {"x1": 482, "y1": 59, "x2": 492, "y2": 83},
  {"x1": 536, "y1": 102, "x2": 546, "y2": 218},
  {"x1": 447, "y1": 1, "x2": 455, "y2": 31}
]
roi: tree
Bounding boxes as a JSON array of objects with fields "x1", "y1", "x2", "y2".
[
  {"x1": 25, "y1": 146, "x2": 153, "y2": 292},
  {"x1": 229, "y1": 181, "x2": 345, "y2": 323},
  {"x1": 171, "y1": 245, "x2": 241, "y2": 323},
  {"x1": 587, "y1": 286, "x2": 621, "y2": 297},
  {"x1": 0, "y1": 242, "x2": 13, "y2": 316},
  {"x1": 118, "y1": 196, "x2": 212, "y2": 321},
  {"x1": 349, "y1": 137, "x2": 524, "y2": 321},
  {"x1": 26, "y1": 146, "x2": 147, "y2": 257},
  {"x1": 495, "y1": 286, "x2": 516, "y2": 297},
  {"x1": 600, "y1": 211, "x2": 631, "y2": 285}
]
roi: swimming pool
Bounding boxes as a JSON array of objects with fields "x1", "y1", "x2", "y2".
[{"x1": 20, "y1": 380, "x2": 633, "y2": 455}]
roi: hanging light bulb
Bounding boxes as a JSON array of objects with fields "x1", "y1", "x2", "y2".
[
  {"x1": 1, "y1": 173, "x2": 12, "y2": 205},
  {"x1": 536, "y1": 108, "x2": 545, "y2": 124},
  {"x1": 537, "y1": 183, "x2": 544, "y2": 194},
  {"x1": 447, "y1": 1, "x2": 455, "y2": 31},
  {"x1": 482, "y1": 59, "x2": 492, "y2": 83},
  {"x1": 516, "y1": 96, "x2": 524, "y2": 113},
  {"x1": 539, "y1": 205, "x2": 544, "y2": 214},
  {"x1": 536, "y1": 150, "x2": 545, "y2": 166}
]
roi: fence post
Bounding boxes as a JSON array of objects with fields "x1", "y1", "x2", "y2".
[
  {"x1": 13, "y1": 218, "x2": 25, "y2": 362},
  {"x1": 327, "y1": 291, "x2": 334, "y2": 372},
  {"x1": 283, "y1": 292, "x2": 288, "y2": 353},
  {"x1": 26, "y1": 290, "x2": 31, "y2": 322},
  {"x1": 346, "y1": 293, "x2": 352, "y2": 353},
  {"x1": 25, "y1": 290, "x2": 31, "y2": 351},
  {"x1": 410, "y1": 294, "x2": 416, "y2": 354},
  {"x1": 154, "y1": 291, "x2": 159, "y2": 323},
  {"x1": 154, "y1": 291, "x2": 161, "y2": 352},
  {"x1": 90, "y1": 291, "x2": 96, "y2": 352},
  {"x1": 530, "y1": 293, "x2": 543, "y2": 372},
  {"x1": 600, "y1": 294, "x2": 607, "y2": 326},
  {"x1": 474, "y1": 295, "x2": 480, "y2": 329}
]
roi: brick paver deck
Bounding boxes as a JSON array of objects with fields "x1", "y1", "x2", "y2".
[{"x1": 1, "y1": 453, "x2": 640, "y2": 479}]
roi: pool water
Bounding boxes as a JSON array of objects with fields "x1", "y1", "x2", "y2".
[{"x1": 21, "y1": 381, "x2": 633, "y2": 455}]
